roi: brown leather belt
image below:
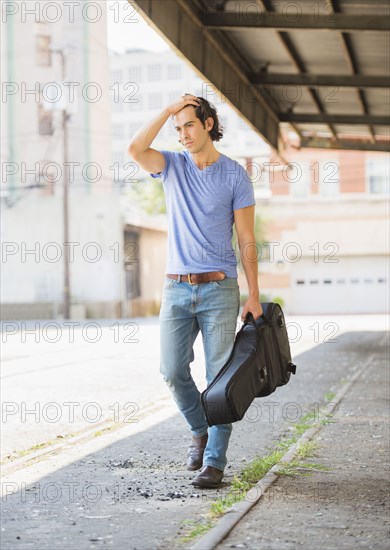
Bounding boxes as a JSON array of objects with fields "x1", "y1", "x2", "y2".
[{"x1": 167, "y1": 271, "x2": 226, "y2": 285}]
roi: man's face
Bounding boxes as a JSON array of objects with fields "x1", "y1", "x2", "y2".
[{"x1": 173, "y1": 106, "x2": 213, "y2": 153}]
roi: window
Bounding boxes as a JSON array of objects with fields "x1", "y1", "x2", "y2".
[
  {"x1": 318, "y1": 160, "x2": 340, "y2": 196},
  {"x1": 128, "y1": 66, "x2": 142, "y2": 82},
  {"x1": 128, "y1": 121, "x2": 142, "y2": 137},
  {"x1": 129, "y1": 96, "x2": 143, "y2": 111},
  {"x1": 112, "y1": 99, "x2": 123, "y2": 112},
  {"x1": 168, "y1": 90, "x2": 178, "y2": 104},
  {"x1": 147, "y1": 64, "x2": 161, "y2": 81},
  {"x1": 112, "y1": 150, "x2": 125, "y2": 166},
  {"x1": 36, "y1": 35, "x2": 51, "y2": 66},
  {"x1": 366, "y1": 158, "x2": 390, "y2": 194},
  {"x1": 36, "y1": 22, "x2": 51, "y2": 66},
  {"x1": 111, "y1": 70, "x2": 123, "y2": 83},
  {"x1": 112, "y1": 124, "x2": 124, "y2": 140},
  {"x1": 167, "y1": 64, "x2": 182, "y2": 80},
  {"x1": 290, "y1": 161, "x2": 310, "y2": 198},
  {"x1": 148, "y1": 93, "x2": 162, "y2": 110},
  {"x1": 38, "y1": 104, "x2": 53, "y2": 135}
]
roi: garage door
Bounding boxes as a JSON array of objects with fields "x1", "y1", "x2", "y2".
[{"x1": 290, "y1": 256, "x2": 389, "y2": 314}]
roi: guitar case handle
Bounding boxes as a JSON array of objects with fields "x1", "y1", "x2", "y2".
[{"x1": 244, "y1": 311, "x2": 268, "y2": 326}]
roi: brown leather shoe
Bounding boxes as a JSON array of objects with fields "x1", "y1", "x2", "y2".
[
  {"x1": 191, "y1": 465, "x2": 224, "y2": 488},
  {"x1": 186, "y1": 434, "x2": 208, "y2": 471}
]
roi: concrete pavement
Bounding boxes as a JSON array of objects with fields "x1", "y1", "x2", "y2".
[{"x1": 1, "y1": 316, "x2": 389, "y2": 549}]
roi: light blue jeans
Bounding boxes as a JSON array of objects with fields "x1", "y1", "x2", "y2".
[{"x1": 159, "y1": 276, "x2": 240, "y2": 471}]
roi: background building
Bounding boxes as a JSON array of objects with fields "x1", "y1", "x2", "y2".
[
  {"x1": 252, "y1": 146, "x2": 389, "y2": 314},
  {"x1": 1, "y1": 0, "x2": 124, "y2": 319}
]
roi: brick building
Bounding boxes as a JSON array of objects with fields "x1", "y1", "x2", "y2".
[{"x1": 251, "y1": 145, "x2": 389, "y2": 314}]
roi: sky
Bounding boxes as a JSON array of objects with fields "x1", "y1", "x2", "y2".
[{"x1": 106, "y1": 1, "x2": 169, "y2": 53}]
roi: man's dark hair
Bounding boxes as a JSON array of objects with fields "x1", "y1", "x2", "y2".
[{"x1": 194, "y1": 97, "x2": 223, "y2": 142}]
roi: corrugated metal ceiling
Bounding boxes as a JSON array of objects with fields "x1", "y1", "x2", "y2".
[{"x1": 133, "y1": 0, "x2": 390, "y2": 152}]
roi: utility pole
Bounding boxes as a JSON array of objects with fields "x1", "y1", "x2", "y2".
[
  {"x1": 61, "y1": 49, "x2": 70, "y2": 319},
  {"x1": 52, "y1": 47, "x2": 71, "y2": 319}
]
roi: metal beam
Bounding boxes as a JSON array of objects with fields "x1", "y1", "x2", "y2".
[
  {"x1": 255, "y1": 0, "x2": 337, "y2": 140},
  {"x1": 300, "y1": 137, "x2": 390, "y2": 152},
  {"x1": 280, "y1": 113, "x2": 389, "y2": 125},
  {"x1": 326, "y1": 0, "x2": 376, "y2": 143},
  {"x1": 132, "y1": 0, "x2": 280, "y2": 150},
  {"x1": 202, "y1": 12, "x2": 390, "y2": 31},
  {"x1": 250, "y1": 73, "x2": 389, "y2": 88}
]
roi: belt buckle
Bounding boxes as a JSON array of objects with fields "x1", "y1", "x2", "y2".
[{"x1": 187, "y1": 274, "x2": 195, "y2": 285}]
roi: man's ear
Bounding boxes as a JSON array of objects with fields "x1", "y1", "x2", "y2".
[{"x1": 205, "y1": 116, "x2": 214, "y2": 132}]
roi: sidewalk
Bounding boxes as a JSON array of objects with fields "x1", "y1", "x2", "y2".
[{"x1": 212, "y1": 334, "x2": 390, "y2": 550}]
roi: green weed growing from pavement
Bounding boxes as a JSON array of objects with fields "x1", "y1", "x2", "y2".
[
  {"x1": 296, "y1": 440, "x2": 318, "y2": 458},
  {"x1": 209, "y1": 448, "x2": 285, "y2": 518},
  {"x1": 324, "y1": 391, "x2": 337, "y2": 402},
  {"x1": 2, "y1": 435, "x2": 76, "y2": 462},
  {"x1": 277, "y1": 460, "x2": 329, "y2": 477},
  {"x1": 179, "y1": 519, "x2": 214, "y2": 542},
  {"x1": 277, "y1": 440, "x2": 329, "y2": 476},
  {"x1": 179, "y1": 391, "x2": 339, "y2": 543}
]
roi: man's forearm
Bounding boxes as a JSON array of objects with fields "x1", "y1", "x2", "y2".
[
  {"x1": 128, "y1": 108, "x2": 171, "y2": 154},
  {"x1": 129, "y1": 95, "x2": 200, "y2": 155},
  {"x1": 238, "y1": 240, "x2": 263, "y2": 320},
  {"x1": 240, "y1": 244, "x2": 260, "y2": 298}
]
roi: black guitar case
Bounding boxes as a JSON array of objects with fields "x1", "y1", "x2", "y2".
[{"x1": 201, "y1": 302, "x2": 297, "y2": 426}]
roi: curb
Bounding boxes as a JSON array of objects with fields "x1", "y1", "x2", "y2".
[{"x1": 189, "y1": 355, "x2": 373, "y2": 550}]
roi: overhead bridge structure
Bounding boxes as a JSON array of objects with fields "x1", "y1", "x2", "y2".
[{"x1": 131, "y1": 0, "x2": 390, "y2": 153}]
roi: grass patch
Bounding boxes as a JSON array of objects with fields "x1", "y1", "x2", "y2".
[
  {"x1": 292, "y1": 422, "x2": 312, "y2": 436},
  {"x1": 179, "y1": 519, "x2": 214, "y2": 543},
  {"x1": 93, "y1": 425, "x2": 118, "y2": 437},
  {"x1": 324, "y1": 391, "x2": 337, "y2": 402},
  {"x1": 300, "y1": 409, "x2": 318, "y2": 423},
  {"x1": 296, "y1": 440, "x2": 318, "y2": 459},
  {"x1": 321, "y1": 416, "x2": 338, "y2": 426},
  {"x1": 277, "y1": 460, "x2": 329, "y2": 477},
  {"x1": 2, "y1": 435, "x2": 77, "y2": 462},
  {"x1": 209, "y1": 448, "x2": 285, "y2": 518},
  {"x1": 17, "y1": 442, "x2": 51, "y2": 457}
]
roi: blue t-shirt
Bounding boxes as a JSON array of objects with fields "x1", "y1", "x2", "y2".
[{"x1": 150, "y1": 150, "x2": 255, "y2": 278}]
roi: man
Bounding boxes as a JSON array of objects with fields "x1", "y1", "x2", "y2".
[{"x1": 128, "y1": 93, "x2": 262, "y2": 488}]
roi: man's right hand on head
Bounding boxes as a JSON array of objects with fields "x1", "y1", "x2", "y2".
[
  {"x1": 128, "y1": 94, "x2": 201, "y2": 174},
  {"x1": 167, "y1": 94, "x2": 200, "y2": 116}
]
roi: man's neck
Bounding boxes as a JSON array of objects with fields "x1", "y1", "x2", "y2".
[{"x1": 191, "y1": 146, "x2": 220, "y2": 169}]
